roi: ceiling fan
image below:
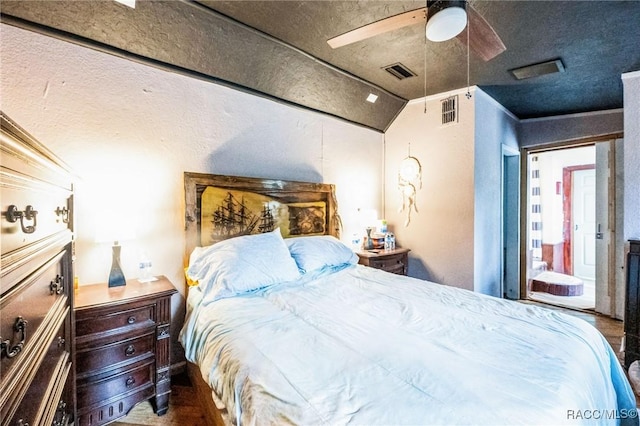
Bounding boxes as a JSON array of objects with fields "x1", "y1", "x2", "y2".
[{"x1": 327, "y1": 1, "x2": 506, "y2": 62}]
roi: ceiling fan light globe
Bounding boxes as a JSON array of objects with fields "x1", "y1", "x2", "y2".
[{"x1": 426, "y1": 6, "x2": 467, "y2": 42}]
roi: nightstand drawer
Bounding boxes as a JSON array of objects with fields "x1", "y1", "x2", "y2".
[
  {"x1": 76, "y1": 304, "x2": 155, "y2": 341},
  {"x1": 77, "y1": 385, "x2": 155, "y2": 426},
  {"x1": 77, "y1": 360, "x2": 155, "y2": 409},
  {"x1": 368, "y1": 253, "x2": 406, "y2": 270},
  {"x1": 76, "y1": 330, "x2": 155, "y2": 376},
  {"x1": 357, "y1": 248, "x2": 410, "y2": 276}
]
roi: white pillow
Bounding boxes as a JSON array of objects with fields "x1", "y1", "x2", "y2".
[
  {"x1": 187, "y1": 228, "x2": 300, "y2": 303},
  {"x1": 286, "y1": 235, "x2": 359, "y2": 274}
]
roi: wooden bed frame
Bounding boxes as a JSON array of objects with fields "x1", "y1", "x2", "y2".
[{"x1": 183, "y1": 172, "x2": 341, "y2": 426}]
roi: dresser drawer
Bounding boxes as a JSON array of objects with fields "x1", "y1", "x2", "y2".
[
  {"x1": 1, "y1": 168, "x2": 72, "y2": 257},
  {"x1": 0, "y1": 249, "x2": 69, "y2": 381},
  {"x1": 6, "y1": 320, "x2": 71, "y2": 426},
  {"x1": 76, "y1": 330, "x2": 156, "y2": 377},
  {"x1": 1, "y1": 112, "x2": 75, "y2": 426},
  {"x1": 76, "y1": 304, "x2": 156, "y2": 341},
  {"x1": 77, "y1": 359, "x2": 155, "y2": 409}
]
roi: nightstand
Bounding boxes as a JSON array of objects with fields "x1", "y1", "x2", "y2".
[
  {"x1": 74, "y1": 276, "x2": 177, "y2": 426},
  {"x1": 357, "y1": 248, "x2": 410, "y2": 275}
]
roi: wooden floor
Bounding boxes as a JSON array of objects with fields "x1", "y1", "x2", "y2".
[
  {"x1": 111, "y1": 372, "x2": 207, "y2": 426},
  {"x1": 112, "y1": 303, "x2": 625, "y2": 426}
]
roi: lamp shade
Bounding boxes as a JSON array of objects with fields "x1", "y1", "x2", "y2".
[
  {"x1": 94, "y1": 208, "x2": 136, "y2": 244},
  {"x1": 426, "y1": 6, "x2": 467, "y2": 42}
]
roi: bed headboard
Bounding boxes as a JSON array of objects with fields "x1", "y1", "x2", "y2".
[{"x1": 184, "y1": 172, "x2": 341, "y2": 261}]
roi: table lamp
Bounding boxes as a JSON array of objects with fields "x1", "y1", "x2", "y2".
[{"x1": 95, "y1": 212, "x2": 136, "y2": 288}]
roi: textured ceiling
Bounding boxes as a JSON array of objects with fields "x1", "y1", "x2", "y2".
[{"x1": 2, "y1": 0, "x2": 640, "y2": 132}]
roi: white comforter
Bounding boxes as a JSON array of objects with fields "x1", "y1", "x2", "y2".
[{"x1": 180, "y1": 265, "x2": 638, "y2": 425}]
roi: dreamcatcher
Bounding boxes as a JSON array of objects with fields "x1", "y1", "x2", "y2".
[{"x1": 398, "y1": 144, "x2": 422, "y2": 227}]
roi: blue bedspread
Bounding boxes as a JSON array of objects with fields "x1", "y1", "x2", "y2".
[{"x1": 181, "y1": 265, "x2": 638, "y2": 425}]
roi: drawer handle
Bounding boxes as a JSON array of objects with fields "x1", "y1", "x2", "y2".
[
  {"x1": 6, "y1": 205, "x2": 38, "y2": 234},
  {"x1": 54, "y1": 206, "x2": 70, "y2": 224},
  {"x1": 125, "y1": 376, "x2": 136, "y2": 387},
  {"x1": 1, "y1": 316, "x2": 28, "y2": 359},
  {"x1": 57, "y1": 336, "x2": 66, "y2": 347},
  {"x1": 127, "y1": 316, "x2": 136, "y2": 324},
  {"x1": 18, "y1": 419, "x2": 29, "y2": 426},
  {"x1": 124, "y1": 344, "x2": 136, "y2": 356},
  {"x1": 49, "y1": 275, "x2": 64, "y2": 295},
  {"x1": 52, "y1": 400, "x2": 68, "y2": 426}
]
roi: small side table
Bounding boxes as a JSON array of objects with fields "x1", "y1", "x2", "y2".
[
  {"x1": 74, "y1": 276, "x2": 177, "y2": 426},
  {"x1": 357, "y1": 248, "x2": 410, "y2": 275}
]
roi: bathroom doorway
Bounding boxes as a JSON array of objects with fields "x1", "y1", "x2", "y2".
[{"x1": 525, "y1": 145, "x2": 596, "y2": 310}]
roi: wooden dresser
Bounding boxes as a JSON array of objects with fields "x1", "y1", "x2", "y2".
[
  {"x1": 625, "y1": 239, "x2": 640, "y2": 368},
  {"x1": 357, "y1": 248, "x2": 410, "y2": 275},
  {"x1": 1, "y1": 112, "x2": 75, "y2": 425},
  {"x1": 74, "y1": 276, "x2": 177, "y2": 426}
]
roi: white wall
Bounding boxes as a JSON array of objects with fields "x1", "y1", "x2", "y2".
[
  {"x1": 0, "y1": 24, "x2": 383, "y2": 357},
  {"x1": 384, "y1": 89, "x2": 475, "y2": 290},
  {"x1": 537, "y1": 146, "x2": 595, "y2": 244},
  {"x1": 384, "y1": 87, "x2": 515, "y2": 295},
  {"x1": 621, "y1": 71, "x2": 640, "y2": 318}
]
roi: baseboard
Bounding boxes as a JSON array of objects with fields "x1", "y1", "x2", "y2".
[{"x1": 171, "y1": 360, "x2": 187, "y2": 376}]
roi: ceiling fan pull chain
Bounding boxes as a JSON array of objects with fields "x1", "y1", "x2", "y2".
[
  {"x1": 466, "y1": 10, "x2": 472, "y2": 100},
  {"x1": 424, "y1": 0, "x2": 429, "y2": 114}
]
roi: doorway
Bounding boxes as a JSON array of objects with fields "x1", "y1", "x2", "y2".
[{"x1": 524, "y1": 145, "x2": 596, "y2": 310}]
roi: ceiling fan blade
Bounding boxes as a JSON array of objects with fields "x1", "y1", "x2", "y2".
[
  {"x1": 456, "y1": 3, "x2": 506, "y2": 61},
  {"x1": 327, "y1": 7, "x2": 426, "y2": 49}
]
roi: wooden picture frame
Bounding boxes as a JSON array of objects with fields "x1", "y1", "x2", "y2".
[{"x1": 184, "y1": 172, "x2": 341, "y2": 263}]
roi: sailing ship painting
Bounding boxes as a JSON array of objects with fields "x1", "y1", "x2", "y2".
[
  {"x1": 211, "y1": 192, "x2": 275, "y2": 239},
  {"x1": 200, "y1": 186, "x2": 327, "y2": 246}
]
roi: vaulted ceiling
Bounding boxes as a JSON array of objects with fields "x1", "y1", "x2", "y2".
[{"x1": 2, "y1": 1, "x2": 639, "y2": 132}]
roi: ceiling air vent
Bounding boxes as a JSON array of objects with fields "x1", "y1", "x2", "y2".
[
  {"x1": 383, "y1": 63, "x2": 416, "y2": 80},
  {"x1": 510, "y1": 59, "x2": 565, "y2": 80},
  {"x1": 441, "y1": 95, "x2": 458, "y2": 125}
]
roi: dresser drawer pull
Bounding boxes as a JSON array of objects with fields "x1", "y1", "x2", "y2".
[
  {"x1": 18, "y1": 419, "x2": 29, "y2": 426},
  {"x1": 6, "y1": 205, "x2": 38, "y2": 234},
  {"x1": 49, "y1": 275, "x2": 65, "y2": 295},
  {"x1": 54, "y1": 206, "x2": 70, "y2": 224},
  {"x1": 52, "y1": 400, "x2": 69, "y2": 426},
  {"x1": 124, "y1": 345, "x2": 136, "y2": 356},
  {"x1": 125, "y1": 376, "x2": 136, "y2": 387},
  {"x1": 1, "y1": 316, "x2": 28, "y2": 359},
  {"x1": 127, "y1": 316, "x2": 136, "y2": 324},
  {"x1": 57, "y1": 336, "x2": 66, "y2": 347}
]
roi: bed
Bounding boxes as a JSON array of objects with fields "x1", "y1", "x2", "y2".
[{"x1": 180, "y1": 173, "x2": 638, "y2": 426}]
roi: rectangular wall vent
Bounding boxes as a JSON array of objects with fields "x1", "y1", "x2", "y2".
[
  {"x1": 441, "y1": 95, "x2": 458, "y2": 125},
  {"x1": 383, "y1": 63, "x2": 416, "y2": 80}
]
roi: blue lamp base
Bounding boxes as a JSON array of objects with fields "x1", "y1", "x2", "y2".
[{"x1": 108, "y1": 242, "x2": 126, "y2": 287}]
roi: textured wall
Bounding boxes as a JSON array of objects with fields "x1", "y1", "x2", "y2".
[
  {"x1": 473, "y1": 89, "x2": 519, "y2": 297},
  {"x1": 622, "y1": 71, "x2": 640, "y2": 241},
  {"x1": 518, "y1": 109, "x2": 623, "y2": 147},
  {"x1": 0, "y1": 24, "x2": 383, "y2": 358},
  {"x1": 1, "y1": 0, "x2": 405, "y2": 131},
  {"x1": 622, "y1": 71, "x2": 640, "y2": 318},
  {"x1": 384, "y1": 88, "x2": 476, "y2": 291}
]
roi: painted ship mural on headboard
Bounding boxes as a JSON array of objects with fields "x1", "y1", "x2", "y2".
[
  {"x1": 211, "y1": 192, "x2": 275, "y2": 239},
  {"x1": 200, "y1": 186, "x2": 326, "y2": 246}
]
